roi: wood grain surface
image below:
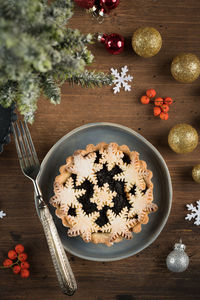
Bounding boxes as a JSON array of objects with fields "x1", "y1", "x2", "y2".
[{"x1": 1, "y1": 1, "x2": 200, "y2": 299}]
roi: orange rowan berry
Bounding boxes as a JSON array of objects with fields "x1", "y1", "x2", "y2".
[
  {"x1": 164, "y1": 97, "x2": 173, "y2": 105},
  {"x1": 153, "y1": 106, "x2": 161, "y2": 116},
  {"x1": 8, "y1": 250, "x2": 17, "y2": 260},
  {"x1": 160, "y1": 112, "x2": 169, "y2": 120},
  {"x1": 146, "y1": 89, "x2": 156, "y2": 98},
  {"x1": 13, "y1": 265, "x2": 21, "y2": 274},
  {"x1": 161, "y1": 104, "x2": 169, "y2": 113},
  {"x1": 154, "y1": 97, "x2": 163, "y2": 106},
  {"x1": 15, "y1": 244, "x2": 25, "y2": 254},
  {"x1": 140, "y1": 95, "x2": 150, "y2": 104},
  {"x1": 18, "y1": 253, "x2": 28, "y2": 262},
  {"x1": 20, "y1": 269, "x2": 30, "y2": 278}
]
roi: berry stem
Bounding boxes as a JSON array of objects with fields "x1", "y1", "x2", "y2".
[{"x1": 0, "y1": 259, "x2": 20, "y2": 269}]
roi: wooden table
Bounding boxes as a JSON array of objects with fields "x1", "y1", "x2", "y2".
[{"x1": 1, "y1": 1, "x2": 200, "y2": 299}]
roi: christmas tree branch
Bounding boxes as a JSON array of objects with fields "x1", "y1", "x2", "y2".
[
  {"x1": 0, "y1": 0, "x2": 112, "y2": 122},
  {"x1": 0, "y1": 81, "x2": 17, "y2": 108},
  {"x1": 41, "y1": 75, "x2": 61, "y2": 104},
  {"x1": 67, "y1": 71, "x2": 114, "y2": 88}
]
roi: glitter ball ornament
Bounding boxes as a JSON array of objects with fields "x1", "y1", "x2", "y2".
[
  {"x1": 74, "y1": 0, "x2": 95, "y2": 9},
  {"x1": 192, "y1": 164, "x2": 200, "y2": 183},
  {"x1": 132, "y1": 27, "x2": 162, "y2": 58},
  {"x1": 98, "y1": 33, "x2": 124, "y2": 55},
  {"x1": 168, "y1": 123, "x2": 198, "y2": 154},
  {"x1": 166, "y1": 240, "x2": 189, "y2": 272},
  {"x1": 171, "y1": 53, "x2": 200, "y2": 83}
]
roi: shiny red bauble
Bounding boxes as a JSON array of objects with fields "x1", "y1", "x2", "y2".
[
  {"x1": 100, "y1": 0, "x2": 120, "y2": 10},
  {"x1": 74, "y1": 0, "x2": 95, "y2": 9},
  {"x1": 100, "y1": 33, "x2": 124, "y2": 55}
]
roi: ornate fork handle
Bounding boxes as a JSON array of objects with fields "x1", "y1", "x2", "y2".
[
  {"x1": 12, "y1": 121, "x2": 77, "y2": 295},
  {"x1": 35, "y1": 183, "x2": 77, "y2": 296}
]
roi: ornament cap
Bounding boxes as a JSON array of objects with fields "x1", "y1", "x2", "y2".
[
  {"x1": 97, "y1": 33, "x2": 107, "y2": 43},
  {"x1": 88, "y1": 5, "x2": 97, "y2": 12},
  {"x1": 99, "y1": 8, "x2": 106, "y2": 16},
  {"x1": 174, "y1": 239, "x2": 186, "y2": 251}
]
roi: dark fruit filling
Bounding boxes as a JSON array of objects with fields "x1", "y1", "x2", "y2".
[
  {"x1": 129, "y1": 184, "x2": 136, "y2": 195},
  {"x1": 68, "y1": 207, "x2": 77, "y2": 216},
  {"x1": 122, "y1": 152, "x2": 131, "y2": 164},
  {"x1": 94, "y1": 151, "x2": 102, "y2": 163},
  {"x1": 95, "y1": 205, "x2": 110, "y2": 227},
  {"x1": 112, "y1": 182, "x2": 132, "y2": 215},
  {"x1": 76, "y1": 179, "x2": 97, "y2": 214},
  {"x1": 67, "y1": 154, "x2": 147, "y2": 227},
  {"x1": 96, "y1": 164, "x2": 122, "y2": 187},
  {"x1": 142, "y1": 185, "x2": 148, "y2": 195}
]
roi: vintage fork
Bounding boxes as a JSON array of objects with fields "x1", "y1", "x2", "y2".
[{"x1": 12, "y1": 121, "x2": 77, "y2": 296}]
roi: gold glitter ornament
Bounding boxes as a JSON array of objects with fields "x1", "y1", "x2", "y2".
[
  {"x1": 168, "y1": 123, "x2": 198, "y2": 154},
  {"x1": 132, "y1": 27, "x2": 162, "y2": 58},
  {"x1": 171, "y1": 53, "x2": 200, "y2": 83},
  {"x1": 192, "y1": 164, "x2": 200, "y2": 183}
]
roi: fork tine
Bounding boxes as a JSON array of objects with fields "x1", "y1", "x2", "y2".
[
  {"x1": 24, "y1": 121, "x2": 40, "y2": 165},
  {"x1": 12, "y1": 122, "x2": 26, "y2": 170},
  {"x1": 15, "y1": 122, "x2": 30, "y2": 168},
  {"x1": 19, "y1": 121, "x2": 35, "y2": 166}
]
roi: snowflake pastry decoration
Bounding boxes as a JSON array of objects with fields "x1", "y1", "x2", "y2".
[
  {"x1": 50, "y1": 177, "x2": 85, "y2": 213},
  {"x1": 0, "y1": 210, "x2": 6, "y2": 219},
  {"x1": 185, "y1": 200, "x2": 200, "y2": 225},
  {"x1": 90, "y1": 183, "x2": 116, "y2": 210},
  {"x1": 110, "y1": 65, "x2": 133, "y2": 94},
  {"x1": 114, "y1": 159, "x2": 145, "y2": 191},
  {"x1": 100, "y1": 143, "x2": 124, "y2": 171},
  {"x1": 128, "y1": 188, "x2": 155, "y2": 221},
  {"x1": 102, "y1": 207, "x2": 132, "y2": 242},
  {"x1": 66, "y1": 152, "x2": 101, "y2": 186},
  {"x1": 67, "y1": 206, "x2": 100, "y2": 243}
]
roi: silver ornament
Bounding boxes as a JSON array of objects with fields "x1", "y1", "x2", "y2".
[{"x1": 166, "y1": 240, "x2": 189, "y2": 272}]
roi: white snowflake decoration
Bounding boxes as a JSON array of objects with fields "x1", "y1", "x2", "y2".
[
  {"x1": 50, "y1": 177, "x2": 85, "y2": 213},
  {"x1": 66, "y1": 153, "x2": 101, "y2": 186},
  {"x1": 67, "y1": 207, "x2": 100, "y2": 242},
  {"x1": 110, "y1": 65, "x2": 133, "y2": 94},
  {"x1": 128, "y1": 188, "x2": 154, "y2": 220},
  {"x1": 100, "y1": 143, "x2": 124, "y2": 171},
  {"x1": 90, "y1": 183, "x2": 116, "y2": 210},
  {"x1": 0, "y1": 210, "x2": 6, "y2": 219},
  {"x1": 102, "y1": 207, "x2": 132, "y2": 242},
  {"x1": 114, "y1": 161, "x2": 145, "y2": 191},
  {"x1": 185, "y1": 200, "x2": 200, "y2": 225}
]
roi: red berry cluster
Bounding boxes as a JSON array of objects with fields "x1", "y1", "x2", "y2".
[
  {"x1": 1, "y1": 244, "x2": 30, "y2": 278},
  {"x1": 140, "y1": 89, "x2": 173, "y2": 120}
]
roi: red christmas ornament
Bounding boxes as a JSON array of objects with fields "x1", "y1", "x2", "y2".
[
  {"x1": 100, "y1": 0, "x2": 120, "y2": 10},
  {"x1": 74, "y1": 0, "x2": 95, "y2": 9},
  {"x1": 98, "y1": 33, "x2": 124, "y2": 55}
]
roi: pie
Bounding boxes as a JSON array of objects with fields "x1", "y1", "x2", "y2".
[{"x1": 50, "y1": 142, "x2": 158, "y2": 246}]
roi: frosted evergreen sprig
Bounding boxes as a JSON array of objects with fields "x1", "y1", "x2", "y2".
[
  {"x1": 67, "y1": 71, "x2": 114, "y2": 88},
  {"x1": 0, "y1": 0, "x2": 112, "y2": 123},
  {"x1": 41, "y1": 75, "x2": 61, "y2": 105}
]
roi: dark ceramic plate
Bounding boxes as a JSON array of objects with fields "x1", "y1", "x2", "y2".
[
  {"x1": 0, "y1": 104, "x2": 17, "y2": 154},
  {"x1": 36, "y1": 123, "x2": 172, "y2": 261}
]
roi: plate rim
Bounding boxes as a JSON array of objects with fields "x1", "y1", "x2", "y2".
[{"x1": 37, "y1": 122, "x2": 172, "y2": 261}]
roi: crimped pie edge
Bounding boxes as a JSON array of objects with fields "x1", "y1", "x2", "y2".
[{"x1": 50, "y1": 142, "x2": 156, "y2": 247}]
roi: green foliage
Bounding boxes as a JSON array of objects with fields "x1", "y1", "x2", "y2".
[
  {"x1": 67, "y1": 71, "x2": 113, "y2": 88},
  {"x1": 0, "y1": 0, "x2": 113, "y2": 123}
]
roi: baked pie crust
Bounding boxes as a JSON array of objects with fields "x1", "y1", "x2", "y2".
[{"x1": 50, "y1": 142, "x2": 157, "y2": 246}]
